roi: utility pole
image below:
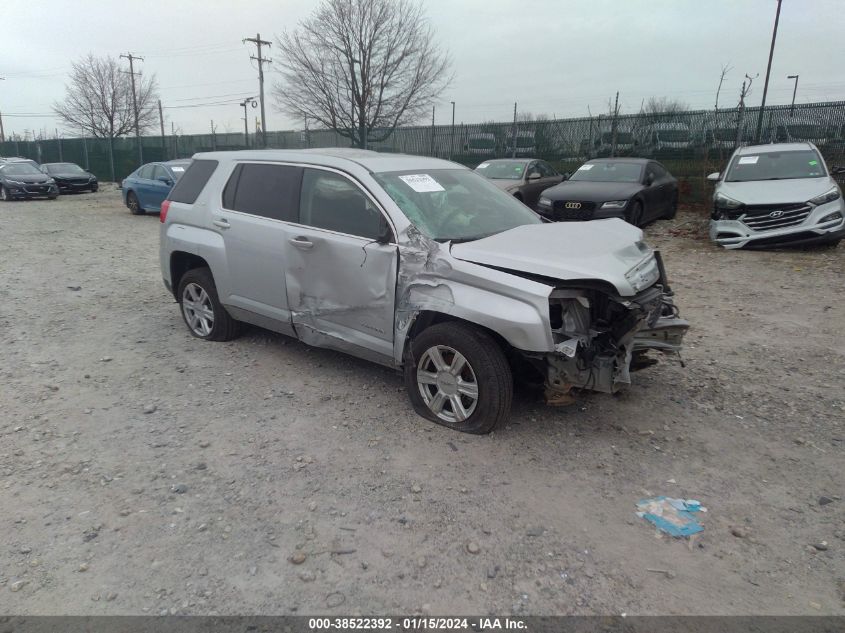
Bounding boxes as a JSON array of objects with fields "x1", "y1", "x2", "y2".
[
  {"x1": 788, "y1": 74, "x2": 799, "y2": 117},
  {"x1": 239, "y1": 96, "x2": 257, "y2": 148},
  {"x1": 158, "y1": 99, "x2": 166, "y2": 159},
  {"x1": 611, "y1": 91, "x2": 620, "y2": 157},
  {"x1": 0, "y1": 111, "x2": 5, "y2": 144},
  {"x1": 430, "y1": 105, "x2": 435, "y2": 156},
  {"x1": 449, "y1": 101, "x2": 455, "y2": 160},
  {"x1": 511, "y1": 102, "x2": 517, "y2": 158},
  {"x1": 755, "y1": 0, "x2": 782, "y2": 143},
  {"x1": 120, "y1": 52, "x2": 144, "y2": 165},
  {"x1": 211, "y1": 120, "x2": 217, "y2": 151},
  {"x1": 243, "y1": 33, "x2": 272, "y2": 148},
  {"x1": 56, "y1": 128, "x2": 63, "y2": 162}
]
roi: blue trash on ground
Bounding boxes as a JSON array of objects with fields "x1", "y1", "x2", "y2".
[{"x1": 636, "y1": 496, "x2": 706, "y2": 537}]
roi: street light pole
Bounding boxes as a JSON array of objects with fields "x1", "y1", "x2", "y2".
[
  {"x1": 787, "y1": 74, "x2": 799, "y2": 117},
  {"x1": 449, "y1": 101, "x2": 455, "y2": 160},
  {"x1": 755, "y1": 0, "x2": 783, "y2": 143}
]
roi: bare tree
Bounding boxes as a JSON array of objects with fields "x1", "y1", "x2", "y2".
[
  {"x1": 273, "y1": 0, "x2": 452, "y2": 148},
  {"x1": 643, "y1": 97, "x2": 689, "y2": 119},
  {"x1": 53, "y1": 54, "x2": 159, "y2": 139}
]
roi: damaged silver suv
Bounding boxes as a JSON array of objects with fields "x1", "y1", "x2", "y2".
[{"x1": 159, "y1": 149, "x2": 688, "y2": 433}]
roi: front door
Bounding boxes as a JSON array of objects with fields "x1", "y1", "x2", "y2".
[{"x1": 284, "y1": 167, "x2": 398, "y2": 365}]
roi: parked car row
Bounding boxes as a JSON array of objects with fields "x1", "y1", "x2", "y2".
[
  {"x1": 0, "y1": 156, "x2": 98, "y2": 201},
  {"x1": 474, "y1": 142, "x2": 843, "y2": 249},
  {"x1": 475, "y1": 157, "x2": 678, "y2": 228}
]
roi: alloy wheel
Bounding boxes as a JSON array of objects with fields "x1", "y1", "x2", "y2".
[
  {"x1": 416, "y1": 345, "x2": 479, "y2": 423},
  {"x1": 181, "y1": 283, "x2": 215, "y2": 337}
]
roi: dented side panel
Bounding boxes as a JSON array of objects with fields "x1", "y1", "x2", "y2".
[
  {"x1": 284, "y1": 225, "x2": 398, "y2": 366},
  {"x1": 392, "y1": 226, "x2": 556, "y2": 365}
]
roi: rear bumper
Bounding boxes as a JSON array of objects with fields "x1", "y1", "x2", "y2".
[{"x1": 710, "y1": 204, "x2": 845, "y2": 249}]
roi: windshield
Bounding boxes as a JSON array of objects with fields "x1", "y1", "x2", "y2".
[
  {"x1": 657, "y1": 129, "x2": 689, "y2": 142},
  {"x1": 1, "y1": 164, "x2": 42, "y2": 176},
  {"x1": 468, "y1": 136, "x2": 495, "y2": 150},
  {"x1": 569, "y1": 162, "x2": 642, "y2": 183},
  {"x1": 373, "y1": 169, "x2": 541, "y2": 241},
  {"x1": 726, "y1": 149, "x2": 827, "y2": 182},
  {"x1": 600, "y1": 132, "x2": 634, "y2": 144},
  {"x1": 475, "y1": 161, "x2": 527, "y2": 180},
  {"x1": 47, "y1": 163, "x2": 86, "y2": 174}
]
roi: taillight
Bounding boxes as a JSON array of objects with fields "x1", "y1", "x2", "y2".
[{"x1": 160, "y1": 199, "x2": 171, "y2": 223}]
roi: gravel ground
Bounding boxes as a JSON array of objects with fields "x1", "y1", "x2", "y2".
[{"x1": 1, "y1": 188, "x2": 843, "y2": 615}]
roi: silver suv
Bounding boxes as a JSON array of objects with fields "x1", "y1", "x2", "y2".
[
  {"x1": 708, "y1": 142, "x2": 845, "y2": 249},
  {"x1": 159, "y1": 149, "x2": 687, "y2": 434}
]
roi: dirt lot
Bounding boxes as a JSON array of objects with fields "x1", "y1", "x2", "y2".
[{"x1": 1, "y1": 187, "x2": 843, "y2": 616}]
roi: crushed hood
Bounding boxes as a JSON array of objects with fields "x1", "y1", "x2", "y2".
[
  {"x1": 718, "y1": 178, "x2": 836, "y2": 205},
  {"x1": 450, "y1": 219, "x2": 653, "y2": 296}
]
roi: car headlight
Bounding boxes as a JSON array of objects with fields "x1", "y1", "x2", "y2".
[
  {"x1": 46, "y1": 179, "x2": 56, "y2": 184},
  {"x1": 538, "y1": 197, "x2": 552, "y2": 207},
  {"x1": 6, "y1": 179, "x2": 25, "y2": 186},
  {"x1": 808, "y1": 187, "x2": 841, "y2": 206},
  {"x1": 715, "y1": 192, "x2": 743, "y2": 210},
  {"x1": 625, "y1": 255, "x2": 660, "y2": 292},
  {"x1": 601, "y1": 200, "x2": 628, "y2": 209}
]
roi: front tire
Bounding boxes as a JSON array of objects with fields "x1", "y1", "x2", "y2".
[
  {"x1": 176, "y1": 268, "x2": 239, "y2": 341},
  {"x1": 404, "y1": 322, "x2": 512, "y2": 434},
  {"x1": 127, "y1": 191, "x2": 144, "y2": 215},
  {"x1": 626, "y1": 200, "x2": 644, "y2": 227},
  {"x1": 665, "y1": 192, "x2": 678, "y2": 219},
  {"x1": 0, "y1": 186, "x2": 10, "y2": 202}
]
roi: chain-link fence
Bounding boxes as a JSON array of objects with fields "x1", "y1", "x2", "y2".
[{"x1": 3, "y1": 100, "x2": 845, "y2": 205}]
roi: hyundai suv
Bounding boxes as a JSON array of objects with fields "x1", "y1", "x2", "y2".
[
  {"x1": 159, "y1": 149, "x2": 688, "y2": 434},
  {"x1": 708, "y1": 142, "x2": 845, "y2": 249}
]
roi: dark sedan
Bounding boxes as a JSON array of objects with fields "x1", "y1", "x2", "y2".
[
  {"x1": 0, "y1": 162, "x2": 58, "y2": 201},
  {"x1": 536, "y1": 158, "x2": 678, "y2": 227},
  {"x1": 40, "y1": 162, "x2": 98, "y2": 193},
  {"x1": 474, "y1": 158, "x2": 564, "y2": 209}
]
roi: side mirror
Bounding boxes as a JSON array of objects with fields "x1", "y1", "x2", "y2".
[
  {"x1": 158, "y1": 176, "x2": 173, "y2": 185},
  {"x1": 706, "y1": 172, "x2": 721, "y2": 182},
  {"x1": 832, "y1": 166, "x2": 845, "y2": 175},
  {"x1": 376, "y1": 216, "x2": 393, "y2": 244},
  {"x1": 561, "y1": 172, "x2": 570, "y2": 181},
  {"x1": 527, "y1": 172, "x2": 541, "y2": 180},
  {"x1": 645, "y1": 173, "x2": 655, "y2": 186}
]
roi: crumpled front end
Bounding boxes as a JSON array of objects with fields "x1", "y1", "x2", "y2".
[{"x1": 541, "y1": 277, "x2": 688, "y2": 401}]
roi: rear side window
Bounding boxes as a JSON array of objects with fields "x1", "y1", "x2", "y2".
[
  {"x1": 168, "y1": 159, "x2": 218, "y2": 204},
  {"x1": 137, "y1": 164, "x2": 154, "y2": 179},
  {"x1": 222, "y1": 163, "x2": 301, "y2": 222}
]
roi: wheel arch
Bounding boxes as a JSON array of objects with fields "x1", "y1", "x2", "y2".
[{"x1": 170, "y1": 251, "x2": 211, "y2": 300}]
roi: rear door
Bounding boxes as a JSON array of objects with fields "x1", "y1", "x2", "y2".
[
  {"x1": 133, "y1": 164, "x2": 155, "y2": 209},
  {"x1": 147, "y1": 165, "x2": 173, "y2": 212},
  {"x1": 282, "y1": 167, "x2": 398, "y2": 364},
  {"x1": 208, "y1": 162, "x2": 301, "y2": 335}
]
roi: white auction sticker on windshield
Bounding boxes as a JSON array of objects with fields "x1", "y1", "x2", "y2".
[
  {"x1": 170, "y1": 166, "x2": 186, "y2": 172},
  {"x1": 738, "y1": 156, "x2": 759, "y2": 165},
  {"x1": 399, "y1": 174, "x2": 445, "y2": 192},
  {"x1": 477, "y1": 162, "x2": 490, "y2": 169},
  {"x1": 577, "y1": 164, "x2": 594, "y2": 170}
]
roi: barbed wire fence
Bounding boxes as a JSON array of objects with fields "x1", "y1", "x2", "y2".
[{"x1": 2, "y1": 100, "x2": 844, "y2": 206}]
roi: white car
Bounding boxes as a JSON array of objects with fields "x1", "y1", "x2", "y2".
[{"x1": 708, "y1": 142, "x2": 845, "y2": 249}]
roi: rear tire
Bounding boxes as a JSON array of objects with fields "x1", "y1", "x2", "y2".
[
  {"x1": 404, "y1": 322, "x2": 512, "y2": 434},
  {"x1": 0, "y1": 186, "x2": 10, "y2": 202},
  {"x1": 176, "y1": 268, "x2": 239, "y2": 342},
  {"x1": 127, "y1": 191, "x2": 144, "y2": 215}
]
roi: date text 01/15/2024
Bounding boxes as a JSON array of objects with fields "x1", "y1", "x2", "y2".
[{"x1": 307, "y1": 618, "x2": 527, "y2": 630}]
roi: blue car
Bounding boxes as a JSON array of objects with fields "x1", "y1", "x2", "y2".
[{"x1": 121, "y1": 160, "x2": 192, "y2": 215}]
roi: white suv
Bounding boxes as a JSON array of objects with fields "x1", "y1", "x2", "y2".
[
  {"x1": 708, "y1": 142, "x2": 845, "y2": 249},
  {"x1": 160, "y1": 149, "x2": 687, "y2": 433}
]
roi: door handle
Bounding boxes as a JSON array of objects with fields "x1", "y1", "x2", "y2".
[
  {"x1": 213, "y1": 219, "x2": 231, "y2": 229},
  {"x1": 289, "y1": 236, "x2": 314, "y2": 250}
]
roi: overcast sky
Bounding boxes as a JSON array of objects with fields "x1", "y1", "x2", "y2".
[{"x1": 2, "y1": 0, "x2": 844, "y2": 139}]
